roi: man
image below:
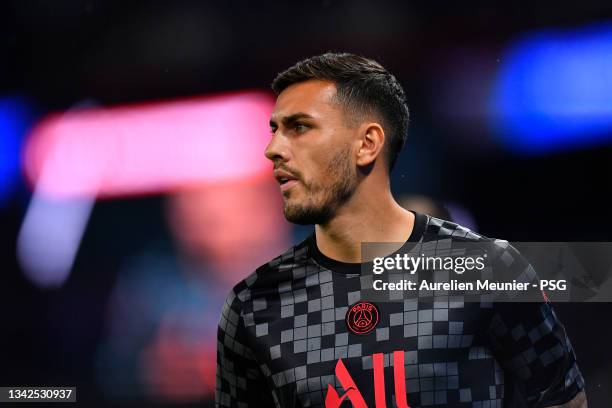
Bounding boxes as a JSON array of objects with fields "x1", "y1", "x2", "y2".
[{"x1": 215, "y1": 53, "x2": 586, "y2": 407}]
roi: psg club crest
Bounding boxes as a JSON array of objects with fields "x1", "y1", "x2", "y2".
[{"x1": 346, "y1": 301, "x2": 379, "y2": 335}]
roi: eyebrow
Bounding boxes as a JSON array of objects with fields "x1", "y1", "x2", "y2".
[{"x1": 269, "y1": 112, "x2": 315, "y2": 128}]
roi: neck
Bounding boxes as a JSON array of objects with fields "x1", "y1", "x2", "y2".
[{"x1": 314, "y1": 179, "x2": 415, "y2": 263}]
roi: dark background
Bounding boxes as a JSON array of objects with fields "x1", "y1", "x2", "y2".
[{"x1": 1, "y1": 1, "x2": 611, "y2": 407}]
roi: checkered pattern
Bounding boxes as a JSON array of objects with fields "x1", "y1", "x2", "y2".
[{"x1": 216, "y1": 213, "x2": 585, "y2": 407}]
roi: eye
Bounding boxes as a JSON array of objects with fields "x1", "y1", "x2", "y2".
[{"x1": 295, "y1": 123, "x2": 309, "y2": 133}]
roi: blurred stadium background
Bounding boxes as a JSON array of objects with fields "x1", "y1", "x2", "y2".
[{"x1": 1, "y1": 1, "x2": 611, "y2": 406}]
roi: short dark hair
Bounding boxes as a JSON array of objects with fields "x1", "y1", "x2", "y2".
[{"x1": 271, "y1": 52, "x2": 409, "y2": 171}]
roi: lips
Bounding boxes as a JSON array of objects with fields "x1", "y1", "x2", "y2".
[
  {"x1": 273, "y1": 169, "x2": 299, "y2": 186},
  {"x1": 273, "y1": 168, "x2": 300, "y2": 192}
]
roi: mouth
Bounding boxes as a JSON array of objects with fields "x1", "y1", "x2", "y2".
[
  {"x1": 279, "y1": 179, "x2": 298, "y2": 192},
  {"x1": 274, "y1": 169, "x2": 300, "y2": 192}
]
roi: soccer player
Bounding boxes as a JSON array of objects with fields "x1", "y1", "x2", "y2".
[{"x1": 215, "y1": 53, "x2": 587, "y2": 407}]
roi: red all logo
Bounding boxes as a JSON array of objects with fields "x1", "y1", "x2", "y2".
[
  {"x1": 346, "y1": 301, "x2": 379, "y2": 335},
  {"x1": 325, "y1": 350, "x2": 411, "y2": 408}
]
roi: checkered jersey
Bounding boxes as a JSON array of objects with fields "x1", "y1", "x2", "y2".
[{"x1": 216, "y1": 212, "x2": 584, "y2": 407}]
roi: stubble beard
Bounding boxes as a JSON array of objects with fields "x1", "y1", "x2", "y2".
[{"x1": 283, "y1": 146, "x2": 357, "y2": 225}]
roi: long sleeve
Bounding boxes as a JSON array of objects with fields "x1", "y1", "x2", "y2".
[
  {"x1": 486, "y1": 243, "x2": 585, "y2": 407},
  {"x1": 216, "y1": 288, "x2": 276, "y2": 407}
]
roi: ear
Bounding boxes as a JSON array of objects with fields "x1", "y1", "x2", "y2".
[{"x1": 356, "y1": 122, "x2": 385, "y2": 167}]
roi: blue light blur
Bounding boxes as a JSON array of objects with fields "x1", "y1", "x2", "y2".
[
  {"x1": 0, "y1": 96, "x2": 32, "y2": 203},
  {"x1": 492, "y1": 24, "x2": 612, "y2": 154}
]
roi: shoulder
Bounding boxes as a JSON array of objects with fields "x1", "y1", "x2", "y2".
[
  {"x1": 421, "y1": 214, "x2": 529, "y2": 264},
  {"x1": 224, "y1": 236, "x2": 313, "y2": 306},
  {"x1": 422, "y1": 214, "x2": 489, "y2": 242},
  {"x1": 420, "y1": 214, "x2": 541, "y2": 300}
]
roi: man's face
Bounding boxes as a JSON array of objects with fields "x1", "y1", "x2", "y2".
[{"x1": 266, "y1": 80, "x2": 358, "y2": 225}]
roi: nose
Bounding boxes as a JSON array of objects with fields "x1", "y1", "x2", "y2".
[{"x1": 265, "y1": 131, "x2": 290, "y2": 164}]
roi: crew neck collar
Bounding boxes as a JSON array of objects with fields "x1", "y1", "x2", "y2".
[{"x1": 307, "y1": 211, "x2": 427, "y2": 275}]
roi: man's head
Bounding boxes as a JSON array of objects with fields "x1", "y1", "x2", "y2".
[{"x1": 266, "y1": 52, "x2": 409, "y2": 225}]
